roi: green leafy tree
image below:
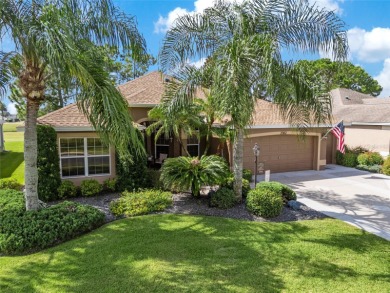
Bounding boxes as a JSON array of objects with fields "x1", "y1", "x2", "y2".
[
  {"x1": 100, "y1": 45, "x2": 157, "y2": 85},
  {"x1": 160, "y1": 0, "x2": 348, "y2": 200},
  {"x1": 0, "y1": 0, "x2": 146, "y2": 210},
  {"x1": 296, "y1": 58, "x2": 383, "y2": 96}
]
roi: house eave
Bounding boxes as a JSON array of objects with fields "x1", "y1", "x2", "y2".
[{"x1": 350, "y1": 122, "x2": 390, "y2": 126}]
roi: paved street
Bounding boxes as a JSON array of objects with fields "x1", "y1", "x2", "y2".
[{"x1": 256, "y1": 165, "x2": 390, "y2": 240}]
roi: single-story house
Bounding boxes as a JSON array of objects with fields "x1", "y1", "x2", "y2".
[
  {"x1": 38, "y1": 71, "x2": 332, "y2": 185},
  {"x1": 330, "y1": 88, "x2": 390, "y2": 156}
]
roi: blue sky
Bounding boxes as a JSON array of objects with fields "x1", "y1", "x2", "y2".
[{"x1": 3, "y1": 0, "x2": 390, "y2": 113}]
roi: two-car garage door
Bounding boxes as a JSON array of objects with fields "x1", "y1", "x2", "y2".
[{"x1": 243, "y1": 135, "x2": 315, "y2": 173}]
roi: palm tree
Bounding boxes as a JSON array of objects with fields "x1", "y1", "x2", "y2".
[
  {"x1": 160, "y1": 0, "x2": 348, "y2": 200},
  {"x1": 147, "y1": 96, "x2": 202, "y2": 156},
  {"x1": 0, "y1": 0, "x2": 146, "y2": 210}
]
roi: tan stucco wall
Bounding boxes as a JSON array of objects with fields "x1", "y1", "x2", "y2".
[
  {"x1": 345, "y1": 125, "x2": 390, "y2": 155},
  {"x1": 131, "y1": 107, "x2": 152, "y2": 124},
  {"x1": 238, "y1": 128, "x2": 327, "y2": 172},
  {"x1": 57, "y1": 132, "x2": 116, "y2": 186}
]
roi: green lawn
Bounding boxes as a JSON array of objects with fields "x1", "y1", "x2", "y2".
[
  {"x1": 0, "y1": 131, "x2": 24, "y2": 183},
  {"x1": 3, "y1": 122, "x2": 23, "y2": 132},
  {"x1": 0, "y1": 215, "x2": 388, "y2": 292}
]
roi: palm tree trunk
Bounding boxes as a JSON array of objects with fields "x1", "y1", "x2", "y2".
[
  {"x1": 24, "y1": 98, "x2": 40, "y2": 210},
  {"x1": 233, "y1": 127, "x2": 244, "y2": 201}
]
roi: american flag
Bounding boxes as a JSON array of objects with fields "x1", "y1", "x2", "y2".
[{"x1": 331, "y1": 121, "x2": 345, "y2": 154}]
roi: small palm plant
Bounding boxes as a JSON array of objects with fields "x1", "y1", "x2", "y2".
[{"x1": 160, "y1": 155, "x2": 229, "y2": 197}]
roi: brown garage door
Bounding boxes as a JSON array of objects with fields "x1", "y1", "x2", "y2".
[{"x1": 243, "y1": 135, "x2": 315, "y2": 173}]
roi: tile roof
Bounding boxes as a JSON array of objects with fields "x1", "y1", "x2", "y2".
[
  {"x1": 330, "y1": 88, "x2": 390, "y2": 124},
  {"x1": 117, "y1": 71, "x2": 168, "y2": 105},
  {"x1": 38, "y1": 103, "x2": 91, "y2": 128}
]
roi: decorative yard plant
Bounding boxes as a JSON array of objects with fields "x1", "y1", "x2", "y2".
[{"x1": 160, "y1": 155, "x2": 229, "y2": 197}]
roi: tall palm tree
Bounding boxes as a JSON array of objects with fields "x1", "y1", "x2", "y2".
[
  {"x1": 0, "y1": 0, "x2": 146, "y2": 210},
  {"x1": 160, "y1": 0, "x2": 348, "y2": 200},
  {"x1": 147, "y1": 102, "x2": 201, "y2": 156}
]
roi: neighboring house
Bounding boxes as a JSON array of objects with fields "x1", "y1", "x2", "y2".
[
  {"x1": 38, "y1": 71, "x2": 331, "y2": 185},
  {"x1": 330, "y1": 88, "x2": 390, "y2": 156}
]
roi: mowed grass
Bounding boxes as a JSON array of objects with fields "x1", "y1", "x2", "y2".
[
  {"x1": 0, "y1": 131, "x2": 24, "y2": 183},
  {"x1": 2, "y1": 122, "x2": 23, "y2": 132},
  {"x1": 0, "y1": 215, "x2": 389, "y2": 292}
]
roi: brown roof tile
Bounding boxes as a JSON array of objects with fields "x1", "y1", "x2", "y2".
[{"x1": 38, "y1": 103, "x2": 91, "y2": 128}]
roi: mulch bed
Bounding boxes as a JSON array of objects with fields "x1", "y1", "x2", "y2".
[{"x1": 55, "y1": 192, "x2": 327, "y2": 223}]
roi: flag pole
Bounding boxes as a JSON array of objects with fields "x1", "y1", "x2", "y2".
[{"x1": 321, "y1": 120, "x2": 343, "y2": 140}]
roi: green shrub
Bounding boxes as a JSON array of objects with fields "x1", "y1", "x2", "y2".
[
  {"x1": 343, "y1": 152, "x2": 358, "y2": 167},
  {"x1": 104, "y1": 178, "x2": 117, "y2": 192},
  {"x1": 357, "y1": 152, "x2": 383, "y2": 166},
  {"x1": 382, "y1": 157, "x2": 390, "y2": 176},
  {"x1": 0, "y1": 201, "x2": 105, "y2": 255},
  {"x1": 0, "y1": 189, "x2": 25, "y2": 214},
  {"x1": 58, "y1": 181, "x2": 78, "y2": 199},
  {"x1": 160, "y1": 155, "x2": 229, "y2": 197},
  {"x1": 109, "y1": 189, "x2": 172, "y2": 217},
  {"x1": 116, "y1": 142, "x2": 151, "y2": 192},
  {"x1": 0, "y1": 178, "x2": 23, "y2": 191},
  {"x1": 37, "y1": 125, "x2": 61, "y2": 201},
  {"x1": 246, "y1": 188, "x2": 283, "y2": 218},
  {"x1": 80, "y1": 179, "x2": 102, "y2": 197},
  {"x1": 256, "y1": 181, "x2": 296, "y2": 202},
  {"x1": 336, "y1": 151, "x2": 344, "y2": 165},
  {"x1": 356, "y1": 164, "x2": 382, "y2": 173},
  {"x1": 349, "y1": 146, "x2": 369, "y2": 155},
  {"x1": 147, "y1": 169, "x2": 164, "y2": 189},
  {"x1": 209, "y1": 187, "x2": 237, "y2": 209},
  {"x1": 222, "y1": 177, "x2": 250, "y2": 198},
  {"x1": 243, "y1": 169, "x2": 253, "y2": 182}
]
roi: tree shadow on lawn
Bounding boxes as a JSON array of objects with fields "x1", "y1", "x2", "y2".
[
  {"x1": 0, "y1": 151, "x2": 24, "y2": 178},
  {"x1": 0, "y1": 215, "x2": 385, "y2": 292}
]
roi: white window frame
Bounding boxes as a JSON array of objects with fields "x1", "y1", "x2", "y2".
[
  {"x1": 59, "y1": 137, "x2": 111, "y2": 179},
  {"x1": 187, "y1": 134, "x2": 200, "y2": 157},
  {"x1": 154, "y1": 135, "x2": 170, "y2": 159}
]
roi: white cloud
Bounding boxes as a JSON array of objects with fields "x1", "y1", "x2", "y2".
[
  {"x1": 348, "y1": 27, "x2": 390, "y2": 63},
  {"x1": 190, "y1": 58, "x2": 207, "y2": 68},
  {"x1": 375, "y1": 58, "x2": 390, "y2": 98},
  {"x1": 154, "y1": 7, "x2": 190, "y2": 34},
  {"x1": 7, "y1": 103, "x2": 17, "y2": 115},
  {"x1": 309, "y1": 0, "x2": 343, "y2": 14},
  {"x1": 154, "y1": 0, "x2": 244, "y2": 34},
  {"x1": 154, "y1": 0, "x2": 344, "y2": 34}
]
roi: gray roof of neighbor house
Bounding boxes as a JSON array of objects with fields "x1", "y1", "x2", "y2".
[{"x1": 330, "y1": 88, "x2": 390, "y2": 124}]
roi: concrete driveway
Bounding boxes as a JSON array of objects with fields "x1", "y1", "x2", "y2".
[{"x1": 256, "y1": 164, "x2": 390, "y2": 241}]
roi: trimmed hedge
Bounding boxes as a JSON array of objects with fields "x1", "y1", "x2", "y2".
[
  {"x1": 246, "y1": 188, "x2": 283, "y2": 218},
  {"x1": 356, "y1": 164, "x2": 382, "y2": 173},
  {"x1": 110, "y1": 189, "x2": 172, "y2": 217},
  {"x1": 0, "y1": 190, "x2": 105, "y2": 255},
  {"x1": 357, "y1": 152, "x2": 383, "y2": 166},
  {"x1": 256, "y1": 181, "x2": 296, "y2": 202},
  {"x1": 80, "y1": 179, "x2": 102, "y2": 197},
  {"x1": 58, "y1": 181, "x2": 78, "y2": 199},
  {"x1": 243, "y1": 169, "x2": 253, "y2": 182},
  {"x1": 382, "y1": 157, "x2": 390, "y2": 176},
  {"x1": 37, "y1": 125, "x2": 61, "y2": 201},
  {"x1": 104, "y1": 178, "x2": 117, "y2": 192},
  {"x1": 0, "y1": 178, "x2": 22, "y2": 191},
  {"x1": 0, "y1": 189, "x2": 25, "y2": 214},
  {"x1": 116, "y1": 142, "x2": 151, "y2": 192},
  {"x1": 222, "y1": 177, "x2": 250, "y2": 198},
  {"x1": 209, "y1": 187, "x2": 237, "y2": 209}
]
